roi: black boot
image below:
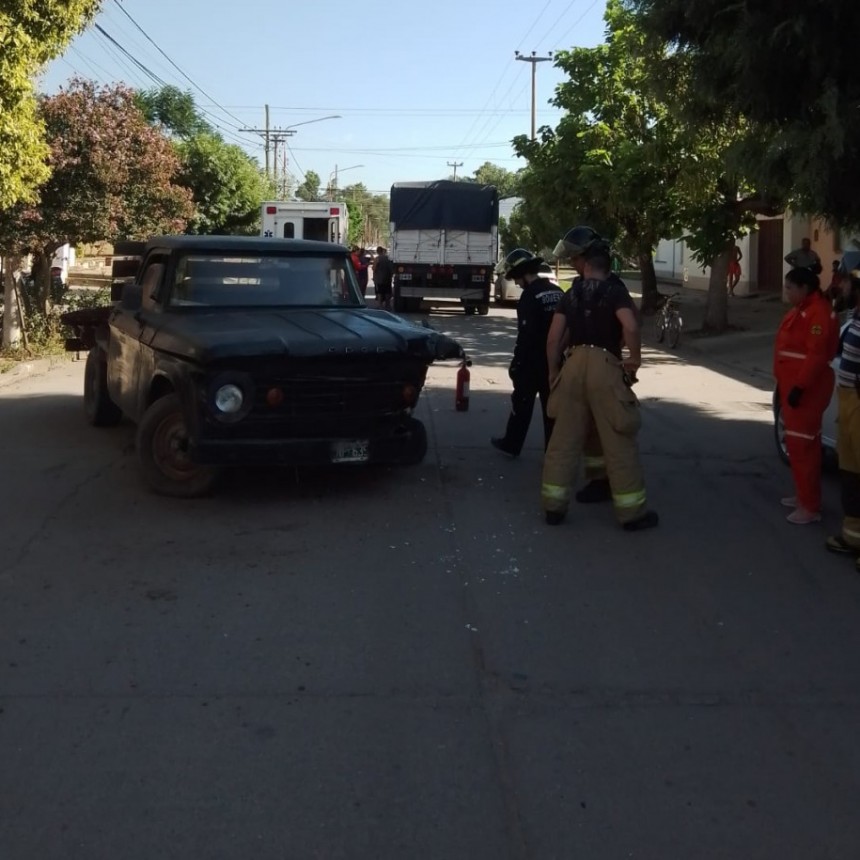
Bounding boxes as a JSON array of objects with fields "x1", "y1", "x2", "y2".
[
  {"x1": 491, "y1": 437, "x2": 519, "y2": 457},
  {"x1": 622, "y1": 511, "x2": 659, "y2": 532},
  {"x1": 575, "y1": 479, "x2": 611, "y2": 503},
  {"x1": 545, "y1": 510, "x2": 565, "y2": 526}
]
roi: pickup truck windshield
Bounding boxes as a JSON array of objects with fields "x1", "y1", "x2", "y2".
[{"x1": 168, "y1": 254, "x2": 363, "y2": 308}]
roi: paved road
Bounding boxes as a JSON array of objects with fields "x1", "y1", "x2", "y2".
[{"x1": 1, "y1": 304, "x2": 859, "y2": 859}]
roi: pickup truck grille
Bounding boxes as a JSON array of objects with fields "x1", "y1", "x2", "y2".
[{"x1": 254, "y1": 377, "x2": 412, "y2": 417}]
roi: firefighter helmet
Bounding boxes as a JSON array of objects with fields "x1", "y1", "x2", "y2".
[
  {"x1": 501, "y1": 248, "x2": 544, "y2": 279},
  {"x1": 552, "y1": 226, "x2": 609, "y2": 261}
]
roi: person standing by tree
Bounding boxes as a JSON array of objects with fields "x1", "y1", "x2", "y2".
[
  {"x1": 773, "y1": 267, "x2": 839, "y2": 524},
  {"x1": 491, "y1": 250, "x2": 563, "y2": 457},
  {"x1": 727, "y1": 243, "x2": 743, "y2": 296},
  {"x1": 785, "y1": 238, "x2": 822, "y2": 274}
]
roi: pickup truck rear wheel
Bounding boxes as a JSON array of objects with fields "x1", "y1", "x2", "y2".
[
  {"x1": 84, "y1": 348, "x2": 122, "y2": 427},
  {"x1": 395, "y1": 418, "x2": 428, "y2": 466},
  {"x1": 136, "y1": 393, "x2": 219, "y2": 497}
]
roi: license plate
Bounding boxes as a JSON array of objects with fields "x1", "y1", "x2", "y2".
[
  {"x1": 331, "y1": 440, "x2": 369, "y2": 463},
  {"x1": 471, "y1": 275, "x2": 484, "y2": 282},
  {"x1": 399, "y1": 273, "x2": 412, "y2": 281}
]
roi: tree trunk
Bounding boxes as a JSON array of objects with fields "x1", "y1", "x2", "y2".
[
  {"x1": 703, "y1": 245, "x2": 733, "y2": 333},
  {"x1": 637, "y1": 252, "x2": 660, "y2": 314},
  {"x1": 30, "y1": 251, "x2": 53, "y2": 316},
  {"x1": 2, "y1": 257, "x2": 23, "y2": 349}
]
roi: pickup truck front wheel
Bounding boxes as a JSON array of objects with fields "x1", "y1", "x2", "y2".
[
  {"x1": 84, "y1": 348, "x2": 122, "y2": 427},
  {"x1": 136, "y1": 393, "x2": 219, "y2": 498}
]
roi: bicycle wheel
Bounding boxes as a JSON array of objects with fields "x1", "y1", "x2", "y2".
[
  {"x1": 655, "y1": 314, "x2": 666, "y2": 344},
  {"x1": 667, "y1": 314, "x2": 681, "y2": 348}
]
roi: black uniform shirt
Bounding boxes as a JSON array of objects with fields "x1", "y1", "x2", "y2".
[
  {"x1": 555, "y1": 274, "x2": 635, "y2": 358},
  {"x1": 511, "y1": 276, "x2": 564, "y2": 373}
]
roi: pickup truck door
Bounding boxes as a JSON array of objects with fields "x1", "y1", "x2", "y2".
[{"x1": 107, "y1": 254, "x2": 168, "y2": 419}]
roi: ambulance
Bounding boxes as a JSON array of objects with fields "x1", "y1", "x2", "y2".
[{"x1": 260, "y1": 201, "x2": 350, "y2": 245}]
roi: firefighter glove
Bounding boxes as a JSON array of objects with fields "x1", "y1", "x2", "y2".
[{"x1": 787, "y1": 386, "x2": 803, "y2": 408}]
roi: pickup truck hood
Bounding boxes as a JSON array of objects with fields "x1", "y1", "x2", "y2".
[{"x1": 143, "y1": 307, "x2": 465, "y2": 364}]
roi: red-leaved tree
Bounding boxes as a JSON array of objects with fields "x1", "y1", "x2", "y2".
[{"x1": 2, "y1": 79, "x2": 194, "y2": 313}]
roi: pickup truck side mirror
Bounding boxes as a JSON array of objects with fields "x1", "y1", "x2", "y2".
[{"x1": 120, "y1": 282, "x2": 143, "y2": 311}]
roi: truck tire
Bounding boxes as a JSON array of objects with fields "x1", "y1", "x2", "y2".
[
  {"x1": 396, "y1": 418, "x2": 428, "y2": 466},
  {"x1": 477, "y1": 303, "x2": 490, "y2": 316},
  {"x1": 392, "y1": 286, "x2": 406, "y2": 313},
  {"x1": 136, "y1": 393, "x2": 219, "y2": 498},
  {"x1": 83, "y1": 348, "x2": 122, "y2": 427}
]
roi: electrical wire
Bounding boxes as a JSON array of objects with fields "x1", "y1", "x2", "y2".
[{"x1": 111, "y1": 0, "x2": 249, "y2": 132}]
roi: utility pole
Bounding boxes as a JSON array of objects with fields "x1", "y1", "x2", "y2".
[
  {"x1": 515, "y1": 51, "x2": 553, "y2": 140},
  {"x1": 447, "y1": 160, "x2": 463, "y2": 180},
  {"x1": 240, "y1": 104, "x2": 275, "y2": 178}
]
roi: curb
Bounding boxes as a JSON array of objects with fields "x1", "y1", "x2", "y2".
[{"x1": 0, "y1": 354, "x2": 76, "y2": 391}]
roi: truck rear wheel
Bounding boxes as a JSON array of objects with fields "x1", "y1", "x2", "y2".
[
  {"x1": 395, "y1": 418, "x2": 428, "y2": 466},
  {"x1": 477, "y1": 303, "x2": 490, "y2": 316},
  {"x1": 83, "y1": 348, "x2": 122, "y2": 427},
  {"x1": 136, "y1": 393, "x2": 219, "y2": 498}
]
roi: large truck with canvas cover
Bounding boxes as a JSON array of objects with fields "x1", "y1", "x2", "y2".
[
  {"x1": 261, "y1": 201, "x2": 349, "y2": 245},
  {"x1": 388, "y1": 181, "x2": 499, "y2": 315}
]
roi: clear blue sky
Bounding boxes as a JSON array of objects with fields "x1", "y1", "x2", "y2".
[{"x1": 39, "y1": 0, "x2": 608, "y2": 197}]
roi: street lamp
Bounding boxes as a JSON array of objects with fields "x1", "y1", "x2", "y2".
[
  {"x1": 328, "y1": 163, "x2": 364, "y2": 201},
  {"x1": 283, "y1": 114, "x2": 342, "y2": 132}
]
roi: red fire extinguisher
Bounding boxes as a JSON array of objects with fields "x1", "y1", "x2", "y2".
[{"x1": 455, "y1": 358, "x2": 471, "y2": 412}]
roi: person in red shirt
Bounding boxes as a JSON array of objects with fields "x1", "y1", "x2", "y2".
[
  {"x1": 773, "y1": 267, "x2": 840, "y2": 523},
  {"x1": 350, "y1": 246, "x2": 368, "y2": 298}
]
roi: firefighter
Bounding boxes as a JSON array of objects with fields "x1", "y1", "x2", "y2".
[
  {"x1": 826, "y1": 266, "x2": 860, "y2": 563},
  {"x1": 541, "y1": 226, "x2": 658, "y2": 530},
  {"x1": 491, "y1": 249, "x2": 563, "y2": 456},
  {"x1": 773, "y1": 267, "x2": 839, "y2": 524}
]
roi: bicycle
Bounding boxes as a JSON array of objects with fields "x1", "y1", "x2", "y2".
[{"x1": 655, "y1": 292, "x2": 682, "y2": 348}]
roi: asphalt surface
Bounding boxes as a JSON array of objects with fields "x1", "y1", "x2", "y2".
[{"x1": 1, "y1": 301, "x2": 859, "y2": 859}]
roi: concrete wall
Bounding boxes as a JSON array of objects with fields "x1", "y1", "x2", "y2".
[{"x1": 654, "y1": 234, "x2": 755, "y2": 295}]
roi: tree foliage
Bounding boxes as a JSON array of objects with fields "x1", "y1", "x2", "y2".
[
  {"x1": 178, "y1": 133, "x2": 273, "y2": 235},
  {"x1": 0, "y1": 0, "x2": 102, "y2": 208},
  {"x1": 341, "y1": 183, "x2": 390, "y2": 247},
  {"x1": 513, "y1": 0, "x2": 686, "y2": 310},
  {"x1": 469, "y1": 162, "x2": 521, "y2": 198},
  {"x1": 0, "y1": 79, "x2": 193, "y2": 311},
  {"x1": 627, "y1": 0, "x2": 860, "y2": 227},
  {"x1": 135, "y1": 85, "x2": 212, "y2": 138},
  {"x1": 513, "y1": 0, "x2": 783, "y2": 328},
  {"x1": 295, "y1": 171, "x2": 322, "y2": 202},
  {"x1": 135, "y1": 86, "x2": 272, "y2": 235}
]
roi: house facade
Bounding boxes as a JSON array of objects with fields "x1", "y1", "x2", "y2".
[{"x1": 654, "y1": 215, "x2": 860, "y2": 295}]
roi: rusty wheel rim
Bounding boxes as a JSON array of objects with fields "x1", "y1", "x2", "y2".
[{"x1": 151, "y1": 411, "x2": 199, "y2": 482}]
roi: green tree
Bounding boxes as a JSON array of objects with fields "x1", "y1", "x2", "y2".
[
  {"x1": 465, "y1": 162, "x2": 521, "y2": 198},
  {"x1": 341, "y1": 182, "x2": 390, "y2": 247},
  {"x1": 135, "y1": 85, "x2": 212, "y2": 138},
  {"x1": 295, "y1": 171, "x2": 322, "y2": 202},
  {"x1": 514, "y1": 0, "x2": 686, "y2": 311},
  {"x1": 178, "y1": 133, "x2": 273, "y2": 235},
  {"x1": 0, "y1": 0, "x2": 102, "y2": 208},
  {"x1": 0, "y1": 79, "x2": 193, "y2": 314},
  {"x1": 627, "y1": 0, "x2": 860, "y2": 227}
]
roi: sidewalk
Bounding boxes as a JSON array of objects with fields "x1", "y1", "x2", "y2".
[{"x1": 625, "y1": 279, "x2": 786, "y2": 384}]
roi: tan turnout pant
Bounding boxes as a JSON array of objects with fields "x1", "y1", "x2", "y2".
[{"x1": 542, "y1": 346, "x2": 648, "y2": 523}]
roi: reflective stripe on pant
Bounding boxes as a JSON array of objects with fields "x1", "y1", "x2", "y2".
[
  {"x1": 542, "y1": 347, "x2": 647, "y2": 523},
  {"x1": 778, "y1": 369, "x2": 832, "y2": 513},
  {"x1": 501, "y1": 372, "x2": 552, "y2": 453},
  {"x1": 837, "y1": 387, "x2": 860, "y2": 549}
]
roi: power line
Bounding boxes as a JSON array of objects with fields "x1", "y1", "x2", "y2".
[
  {"x1": 555, "y1": 0, "x2": 602, "y2": 46},
  {"x1": 112, "y1": 0, "x2": 248, "y2": 132},
  {"x1": 91, "y1": 25, "x2": 262, "y2": 150}
]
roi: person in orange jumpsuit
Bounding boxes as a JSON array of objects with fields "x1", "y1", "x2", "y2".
[{"x1": 773, "y1": 267, "x2": 839, "y2": 524}]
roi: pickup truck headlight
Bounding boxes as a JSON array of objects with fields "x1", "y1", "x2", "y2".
[
  {"x1": 207, "y1": 372, "x2": 253, "y2": 423},
  {"x1": 214, "y1": 384, "x2": 244, "y2": 414}
]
